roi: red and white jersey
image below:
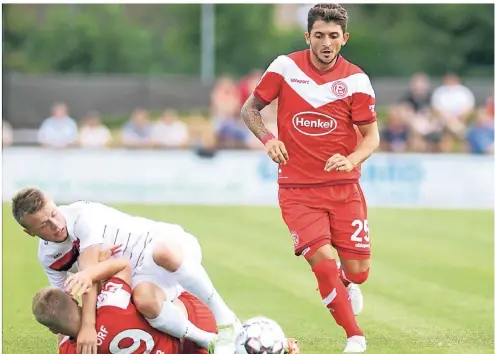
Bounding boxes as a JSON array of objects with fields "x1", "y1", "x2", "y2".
[
  {"x1": 39, "y1": 201, "x2": 186, "y2": 289},
  {"x1": 58, "y1": 277, "x2": 180, "y2": 354},
  {"x1": 254, "y1": 49, "x2": 377, "y2": 186}
]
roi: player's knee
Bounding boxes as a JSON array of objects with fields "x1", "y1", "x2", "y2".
[
  {"x1": 344, "y1": 268, "x2": 369, "y2": 284},
  {"x1": 304, "y1": 243, "x2": 334, "y2": 267},
  {"x1": 152, "y1": 241, "x2": 184, "y2": 272},
  {"x1": 340, "y1": 258, "x2": 370, "y2": 284},
  {"x1": 133, "y1": 283, "x2": 165, "y2": 319}
]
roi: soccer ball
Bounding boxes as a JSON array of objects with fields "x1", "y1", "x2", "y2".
[{"x1": 235, "y1": 316, "x2": 286, "y2": 354}]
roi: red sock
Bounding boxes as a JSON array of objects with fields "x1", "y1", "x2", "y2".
[
  {"x1": 312, "y1": 259, "x2": 363, "y2": 338},
  {"x1": 338, "y1": 265, "x2": 351, "y2": 287}
]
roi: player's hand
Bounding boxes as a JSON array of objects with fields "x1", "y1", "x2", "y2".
[
  {"x1": 324, "y1": 153, "x2": 355, "y2": 173},
  {"x1": 265, "y1": 139, "x2": 289, "y2": 165},
  {"x1": 98, "y1": 244, "x2": 122, "y2": 262},
  {"x1": 285, "y1": 338, "x2": 300, "y2": 354},
  {"x1": 65, "y1": 271, "x2": 93, "y2": 297},
  {"x1": 77, "y1": 324, "x2": 97, "y2": 354}
]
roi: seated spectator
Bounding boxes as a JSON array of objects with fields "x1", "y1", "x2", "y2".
[
  {"x1": 401, "y1": 72, "x2": 432, "y2": 113},
  {"x1": 3, "y1": 120, "x2": 13, "y2": 147},
  {"x1": 121, "y1": 108, "x2": 153, "y2": 148},
  {"x1": 406, "y1": 104, "x2": 445, "y2": 153},
  {"x1": 37, "y1": 102, "x2": 78, "y2": 148},
  {"x1": 79, "y1": 111, "x2": 112, "y2": 148},
  {"x1": 466, "y1": 109, "x2": 494, "y2": 155},
  {"x1": 380, "y1": 105, "x2": 410, "y2": 152},
  {"x1": 215, "y1": 116, "x2": 251, "y2": 149},
  {"x1": 187, "y1": 113, "x2": 217, "y2": 157},
  {"x1": 151, "y1": 109, "x2": 189, "y2": 148},
  {"x1": 431, "y1": 73, "x2": 475, "y2": 138}
]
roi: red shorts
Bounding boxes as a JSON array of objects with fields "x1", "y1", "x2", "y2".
[
  {"x1": 179, "y1": 292, "x2": 217, "y2": 354},
  {"x1": 278, "y1": 182, "x2": 370, "y2": 260}
]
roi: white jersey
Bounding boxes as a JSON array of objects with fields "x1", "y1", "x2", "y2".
[{"x1": 39, "y1": 201, "x2": 187, "y2": 290}]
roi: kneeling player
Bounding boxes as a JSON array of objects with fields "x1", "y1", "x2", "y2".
[{"x1": 33, "y1": 256, "x2": 218, "y2": 354}]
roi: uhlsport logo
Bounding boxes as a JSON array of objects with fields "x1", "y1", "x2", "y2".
[{"x1": 292, "y1": 111, "x2": 337, "y2": 136}]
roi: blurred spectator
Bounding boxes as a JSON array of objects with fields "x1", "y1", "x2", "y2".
[
  {"x1": 209, "y1": 75, "x2": 249, "y2": 149},
  {"x1": 187, "y1": 113, "x2": 217, "y2": 156},
  {"x1": 151, "y1": 109, "x2": 189, "y2": 148},
  {"x1": 380, "y1": 105, "x2": 411, "y2": 152},
  {"x1": 238, "y1": 69, "x2": 263, "y2": 106},
  {"x1": 3, "y1": 120, "x2": 13, "y2": 147},
  {"x1": 406, "y1": 105, "x2": 445, "y2": 153},
  {"x1": 216, "y1": 117, "x2": 252, "y2": 149},
  {"x1": 37, "y1": 102, "x2": 78, "y2": 148},
  {"x1": 466, "y1": 109, "x2": 494, "y2": 155},
  {"x1": 121, "y1": 108, "x2": 153, "y2": 148},
  {"x1": 431, "y1": 74, "x2": 475, "y2": 138},
  {"x1": 401, "y1": 72, "x2": 432, "y2": 113},
  {"x1": 79, "y1": 111, "x2": 112, "y2": 148},
  {"x1": 210, "y1": 75, "x2": 241, "y2": 128},
  {"x1": 485, "y1": 94, "x2": 494, "y2": 118}
]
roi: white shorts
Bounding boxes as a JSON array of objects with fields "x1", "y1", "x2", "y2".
[{"x1": 130, "y1": 222, "x2": 202, "y2": 301}]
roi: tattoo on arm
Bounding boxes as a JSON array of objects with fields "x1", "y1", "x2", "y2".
[{"x1": 241, "y1": 94, "x2": 273, "y2": 141}]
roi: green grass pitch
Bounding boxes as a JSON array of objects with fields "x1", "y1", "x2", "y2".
[{"x1": 2, "y1": 204, "x2": 494, "y2": 353}]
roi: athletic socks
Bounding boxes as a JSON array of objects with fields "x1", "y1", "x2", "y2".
[
  {"x1": 147, "y1": 300, "x2": 216, "y2": 349},
  {"x1": 312, "y1": 259, "x2": 364, "y2": 338},
  {"x1": 173, "y1": 257, "x2": 236, "y2": 326}
]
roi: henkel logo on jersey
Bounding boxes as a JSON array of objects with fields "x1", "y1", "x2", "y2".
[{"x1": 292, "y1": 111, "x2": 337, "y2": 136}]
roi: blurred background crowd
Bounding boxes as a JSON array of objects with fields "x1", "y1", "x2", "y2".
[{"x1": 3, "y1": 4, "x2": 494, "y2": 155}]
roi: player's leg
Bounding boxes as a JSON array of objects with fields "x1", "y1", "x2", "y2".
[
  {"x1": 330, "y1": 183, "x2": 371, "y2": 353},
  {"x1": 179, "y1": 291, "x2": 217, "y2": 354},
  {"x1": 132, "y1": 280, "x2": 217, "y2": 350},
  {"x1": 331, "y1": 183, "x2": 371, "y2": 287},
  {"x1": 278, "y1": 188, "x2": 364, "y2": 347},
  {"x1": 151, "y1": 234, "x2": 240, "y2": 353}
]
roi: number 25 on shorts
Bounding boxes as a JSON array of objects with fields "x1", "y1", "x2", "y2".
[{"x1": 350, "y1": 219, "x2": 370, "y2": 243}]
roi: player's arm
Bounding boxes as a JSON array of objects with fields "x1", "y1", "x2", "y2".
[
  {"x1": 44, "y1": 267, "x2": 69, "y2": 290},
  {"x1": 241, "y1": 56, "x2": 283, "y2": 142},
  {"x1": 73, "y1": 211, "x2": 108, "y2": 354},
  {"x1": 347, "y1": 122, "x2": 380, "y2": 167},
  {"x1": 76, "y1": 245, "x2": 100, "y2": 353},
  {"x1": 65, "y1": 256, "x2": 131, "y2": 297},
  {"x1": 241, "y1": 94, "x2": 272, "y2": 143},
  {"x1": 326, "y1": 73, "x2": 379, "y2": 172},
  {"x1": 241, "y1": 56, "x2": 289, "y2": 164}
]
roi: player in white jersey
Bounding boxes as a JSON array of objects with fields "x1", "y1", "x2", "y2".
[{"x1": 12, "y1": 187, "x2": 241, "y2": 354}]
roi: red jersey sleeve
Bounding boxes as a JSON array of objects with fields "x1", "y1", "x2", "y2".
[
  {"x1": 351, "y1": 73, "x2": 377, "y2": 125},
  {"x1": 253, "y1": 56, "x2": 285, "y2": 105}
]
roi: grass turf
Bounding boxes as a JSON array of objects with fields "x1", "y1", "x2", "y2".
[{"x1": 2, "y1": 204, "x2": 493, "y2": 353}]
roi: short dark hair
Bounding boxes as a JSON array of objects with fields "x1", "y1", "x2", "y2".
[
  {"x1": 307, "y1": 3, "x2": 349, "y2": 34},
  {"x1": 12, "y1": 187, "x2": 46, "y2": 227}
]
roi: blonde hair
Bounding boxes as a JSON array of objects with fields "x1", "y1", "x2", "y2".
[{"x1": 32, "y1": 287, "x2": 80, "y2": 335}]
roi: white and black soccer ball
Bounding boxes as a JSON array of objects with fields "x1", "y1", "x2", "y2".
[{"x1": 235, "y1": 316, "x2": 286, "y2": 354}]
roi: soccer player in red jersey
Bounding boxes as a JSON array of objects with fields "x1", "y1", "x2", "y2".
[
  {"x1": 32, "y1": 255, "x2": 217, "y2": 354},
  {"x1": 241, "y1": 4, "x2": 380, "y2": 353}
]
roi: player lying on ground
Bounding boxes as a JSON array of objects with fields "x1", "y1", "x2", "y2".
[
  {"x1": 12, "y1": 187, "x2": 240, "y2": 354},
  {"x1": 32, "y1": 250, "x2": 218, "y2": 354},
  {"x1": 62, "y1": 255, "x2": 301, "y2": 354},
  {"x1": 241, "y1": 3, "x2": 380, "y2": 353}
]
